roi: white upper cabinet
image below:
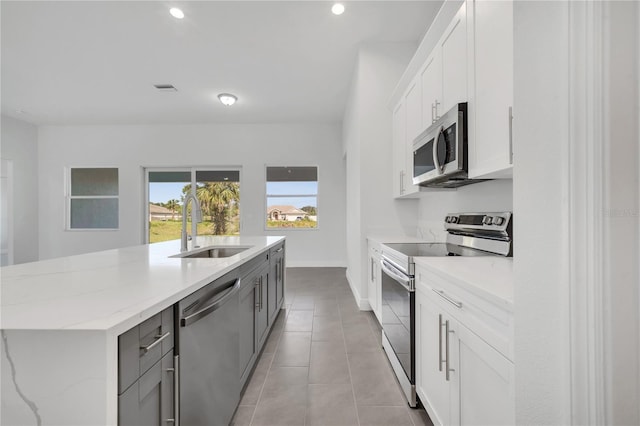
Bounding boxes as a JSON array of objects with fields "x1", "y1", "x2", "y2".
[
  {"x1": 468, "y1": 0, "x2": 514, "y2": 178},
  {"x1": 420, "y1": 51, "x2": 442, "y2": 127},
  {"x1": 392, "y1": 101, "x2": 406, "y2": 198},
  {"x1": 392, "y1": 85, "x2": 420, "y2": 198},
  {"x1": 440, "y1": 1, "x2": 468, "y2": 114},
  {"x1": 389, "y1": 0, "x2": 515, "y2": 197},
  {"x1": 405, "y1": 78, "x2": 423, "y2": 147}
]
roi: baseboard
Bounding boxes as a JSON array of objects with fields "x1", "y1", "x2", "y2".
[
  {"x1": 286, "y1": 260, "x2": 348, "y2": 268},
  {"x1": 345, "y1": 269, "x2": 372, "y2": 311}
]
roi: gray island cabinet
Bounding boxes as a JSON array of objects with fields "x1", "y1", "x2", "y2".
[{"x1": 0, "y1": 236, "x2": 285, "y2": 426}]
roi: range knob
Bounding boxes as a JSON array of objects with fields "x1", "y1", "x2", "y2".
[
  {"x1": 450, "y1": 216, "x2": 458, "y2": 224},
  {"x1": 445, "y1": 216, "x2": 451, "y2": 223},
  {"x1": 482, "y1": 216, "x2": 493, "y2": 225},
  {"x1": 493, "y1": 216, "x2": 505, "y2": 226}
]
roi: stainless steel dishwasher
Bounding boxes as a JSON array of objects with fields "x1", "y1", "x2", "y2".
[{"x1": 177, "y1": 270, "x2": 241, "y2": 426}]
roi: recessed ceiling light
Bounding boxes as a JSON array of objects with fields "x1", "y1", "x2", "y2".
[
  {"x1": 331, "y1": 3, "x2": 345, "y2": 15},
  {"x1": 218, "y1": 93, "x2": 237, "y2": 106},
  {"x1": 169, "y1": 7, "x2": 184, "y2": 19}
]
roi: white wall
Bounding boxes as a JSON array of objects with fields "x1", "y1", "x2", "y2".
[
  {"x1": 0, "y1": 115, "x2": 39, "y2": 264},
  {"x1": 343, "y1": 43, "x2": 419, "y2": 306},
  {"x1": 513, "y1": 1, "x2": 571, "y2": 424},
  {"x1": 416, "y1": 180, "x2": 513, "y2": 242},
  {"x1": 605, "y1": 1, "x2": 639, "y2": 423},
  {"x1": 36, "y1": 123, "x2": 346, "y2": 267}
]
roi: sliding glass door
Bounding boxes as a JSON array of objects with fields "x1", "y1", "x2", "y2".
[{"x1": 145, "y1": 168, "x2": 240, "y2": 244}]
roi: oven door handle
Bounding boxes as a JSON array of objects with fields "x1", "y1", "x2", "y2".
[{"x1": 381, "y1": 259, "x2": 413, "y2": 292}]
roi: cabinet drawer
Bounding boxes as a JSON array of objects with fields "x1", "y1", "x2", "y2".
[
  {"x1": 416, "y1": 267, "x2": 513, "y2": 361},
  {"x1": 118, "y1": 306, "x2": 174, "y2": 394},
  {"x1": 269, "y1": 241, "x2": 284, "y2": 257},
  {"x1": 240, "y1": 250, "x2": 269, "y2": 278}
]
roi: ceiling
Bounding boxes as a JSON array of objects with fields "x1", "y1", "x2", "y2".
[{"x1": 1, "y1": 1, "x2": 442, "y2": 125}]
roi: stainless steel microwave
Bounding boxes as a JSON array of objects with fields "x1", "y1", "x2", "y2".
[{"x1": 412, "y1": 102, "x2": 486, "y2": 188}]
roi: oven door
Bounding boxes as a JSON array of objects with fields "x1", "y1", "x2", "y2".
[{"x1": 380, "y1": 259, "x2": 415, "y2": 384}]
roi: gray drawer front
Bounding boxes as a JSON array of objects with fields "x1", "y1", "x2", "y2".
[
  {"x1": 118, "y1": 306, "x2": 174, "y2": 394},
  {"x1": 240, "y1": 250, "x2": 269, "y2": 278}
]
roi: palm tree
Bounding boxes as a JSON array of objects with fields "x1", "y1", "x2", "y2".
[
  {"x1": 183, "y1": 182, "x2": 240, "y2": 235},
  {"x1": 197, "y1": 182, "x2": 240, "y2": 235},
  {"x1": 166, "y1": 199, "x2": 179, "y2": 220}
]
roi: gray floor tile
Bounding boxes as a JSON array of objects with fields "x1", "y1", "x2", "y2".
[
  {"x1": 284, "y1": 309, "x2": 314, "y2": 332},
  {"x1": 348, "y1": 352, "x2": 406, "y2": 406},
  {"x1": 306, "y1": 384, "x2": 359, "y2": 426},
  {"x1": 272, "y1": 331, "x2": 311, "y2": 367},
  {"x1": 407, "y1": 407, "x2": 435, "y2": 426},
  {"x1": 312, "y1": 315, "x2": 344, "y2": 341},
  {"x1": 251, "y1": 383, "x2": 307, "y2": 426},
  {"x1": 230, "y1": 405, "x2": 255, "y2": 426},
  {"x1": 239, "y1": 352, "x2": 274, "y2": 405},
  {"x1": 290, "y1": 295, "x2": 316, "y2": 310},
  {"x1": 357, "y1": 406, "x2": 413, "y2": 426},
  {"x1": 309, "y1": 340, "x2": 350, "y2": 384},
  {"x1": 343, "y1": 321, "x2": 382, "y2": 354}
]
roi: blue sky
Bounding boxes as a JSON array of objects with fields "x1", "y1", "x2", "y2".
[{"x1": 149, "y1": 182, "x2": 318, "y2": 208}]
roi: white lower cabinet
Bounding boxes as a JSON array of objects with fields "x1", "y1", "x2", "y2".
[
  {"x1": 416, "y1": 269, "x2": 514, "y2": 426},
  {"x1": 367, "y1": 242, "x2": 382, "y2": 322}
]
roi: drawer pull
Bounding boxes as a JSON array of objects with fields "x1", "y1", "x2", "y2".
[
  {"x1": 275, "y1": 247, "x2": 283, "y2": 253},
  {"x1": 140, "y1": 331, "x2": 171, "y2": 354},
  {"x1": 432, "y1": 289, "x2": 462, "y2": 309}
]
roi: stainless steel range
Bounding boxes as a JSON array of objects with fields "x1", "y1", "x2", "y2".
[{"x1": 380, "y1": 212, "x2": 513, "y2": 407}]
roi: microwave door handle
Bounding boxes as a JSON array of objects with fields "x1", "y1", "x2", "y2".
[{"x1": 433, "y1": 126, "x2": 445, "y2": 175}]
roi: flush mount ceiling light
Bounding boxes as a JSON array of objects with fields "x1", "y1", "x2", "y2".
[
  {"x1": 169, "y1": 7, "x2": 184, "y2": 19},
  {"x1": 331, "y1": 3, "x2": 345, "y2": 15},
  {"x1": 217, "y1": 93, "x2": 237, "y2": 106}
]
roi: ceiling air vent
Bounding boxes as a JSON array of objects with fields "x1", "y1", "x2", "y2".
[{"x1": 154, "y1": 84, "x2": 177, "y2": 92}]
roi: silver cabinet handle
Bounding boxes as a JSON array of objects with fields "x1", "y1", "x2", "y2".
[
  {"x1": 433, "y1": 100, "x2": 441, "y2": 122},
  {"x1": 260, "y1": 276, "x2": 264, "y2": 310},
  {"x1": 445, "y1": 320, "x2": 451, "y2": 381},
  {"x1": 432, "y1": 288, "x2": 462, "y2": 309},
  {"x1": 438, "y1": 314, "x2": 443, "y2": 372},
  {"x1": 371, "y1": 258, "x2": 375, "y2": 282},
  {"x1": 431, "y1": 103, "x2": 435, "y2": 123},
  {"x1": 255, "y1": 277, "x2": 261, "y2": 309},
  {"x1": 164, "y1": 361, "x2": 176, "y2": 424},
  {"x1": 275, "y1": 247, "x2": 283, "y2": 253},
  {"x1": 509, "y1": 106, "x2": 514, "y2": 164},
  {"x1": 140, "y1": 331, "x2": 171, "y2": 354},
  {"x1": 400, "y1": 170, "x2": 405, "y2": 194}
]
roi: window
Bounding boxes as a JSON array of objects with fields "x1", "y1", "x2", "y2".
[
  {"x1": 266, "y1": 166, "x2": 318, "y2": 229},
  {"x1": 67, "y1": 167, "x2": 119, "y2": 229},
  {"x1": 146, "y1": 168, "x2": 240, "y2": 243}
]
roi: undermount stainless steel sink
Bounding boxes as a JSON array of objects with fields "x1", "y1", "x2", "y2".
[{"x1": 171, "y1": 246, "x2": 251, "y2": 259}]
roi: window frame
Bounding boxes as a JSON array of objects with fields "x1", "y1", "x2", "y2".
[
  {"x1": 264, "y1": 165, "x2": 320, "y2": 231},
  {"x1": 143, "y1": 166, "x2": 242, "y2": 244},
  {"x1": 65, "y1": 166, "x2": 119, "y2": 231}
]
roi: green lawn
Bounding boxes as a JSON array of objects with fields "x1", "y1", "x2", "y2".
[
  {"x1": 266, "y1": 219, "x2": 317, "y2": 229},
  {"x1": 149, "y1": 220, "x2": 239, "y2": 243}
]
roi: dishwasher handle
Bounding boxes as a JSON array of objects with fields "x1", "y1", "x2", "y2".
[{"x1": 180, "y1": 278, "x2": 241, "y2": 327}]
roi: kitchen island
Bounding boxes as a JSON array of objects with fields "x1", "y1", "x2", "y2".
[{"x1": 1, "y1": 236, "x2": 285, "y2": 426}]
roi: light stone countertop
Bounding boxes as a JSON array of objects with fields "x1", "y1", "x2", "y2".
[
  {"x1": 0, "y1": 236, "x2": 285, "y2": 335},
  {"x1": 414, "y1": 256, "x2": 514, "y2": 309}
]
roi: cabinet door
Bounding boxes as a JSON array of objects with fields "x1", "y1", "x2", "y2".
[
  {"x1": 392, "y1": 101, "x2": 406, "y2": 198},
  {"x1": 119, "y1": 351, "x2": 174, "y2": 426},
  {"x1": 268, "y1": 253, "x2": 278, "y2": 324},
  {"x1": 453, "y1": 322, "x2": 515, "y2": 426},
  {"x1": 420, "y1": 51, "x2": 443, "y2": 126},
  {"x1": 416, "y1": 290, "x2": 452, "y2": 426},
  {"x1": 256, "y1": 264, "x2": 270, "y2": 349},
  {"x1": 469, "y1": 0, "x2": 513, "y2": 178},
  {"x1": 274, "y1": 247, "x2": 285, "y2": 310},
  {"x1": 405, "y1": 79, "x2": 423, "y2": 148},
  {"x1": 441, "y1": 1, "x2": 468, "y2": 113},
  {"x1": 239, "y1": 275, "x2": 257, "y2": 385},
  {"x1": 367, "y1": 252, "x2": 378, "y2": 318}
]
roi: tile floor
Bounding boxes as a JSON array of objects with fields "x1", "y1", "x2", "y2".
[{"x1": 231, "y1": 267, "x2": 434, "y2": 426}]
